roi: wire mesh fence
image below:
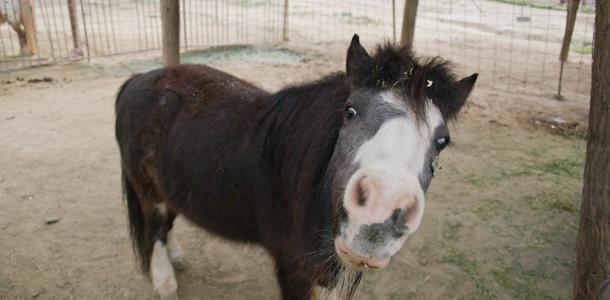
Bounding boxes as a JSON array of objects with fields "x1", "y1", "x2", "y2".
[
  {"x1": 0, "y1": 0, "x2": 284, "y2": 70},
  {"x1": 284, "y1": 0, "x2": 593, "y2": 101},
  {"x1": 410, "y1": 0, "x2": 594, "y2": 102},
  {"x1": 0, "y1": 0, "x2": 594, "y2": 101},
  {"x1": 285, "y1": 0, "x2": 398, "y2": 43}
]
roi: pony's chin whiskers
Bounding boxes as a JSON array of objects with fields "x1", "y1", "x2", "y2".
[{"x1": 327, "y1": 260, "x2": 363, "y2": 300}]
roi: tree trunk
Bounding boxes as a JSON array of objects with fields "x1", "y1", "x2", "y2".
[{"x1": 573, "y1": 0, "x2": 610, "y2": 299}]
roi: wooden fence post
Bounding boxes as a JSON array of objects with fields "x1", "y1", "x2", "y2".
[
  {"x1": 573, "y1": 0, "x2": 610, "y2": 299},
  {"x1": 161, "y1": 0, "x2": 180, "y2": 66},
  {"x1": 20, "y1": 0, "x2": 36, "y2": 55},
  {"x1": 392, "y1": 0, "x2": 396, "y2": 43},
  {"x1": 557, "y1": 0, "x2": 581, "y2": 98},
  {"x1": 66, "y1": 0, "x2": 83, "y2": 58},
  {"x1": 400, "y1": 0, "x2": 418, "y2": 50},
  {"x1": 282, "y1": 0, "x2": 289, "y2": 41}
]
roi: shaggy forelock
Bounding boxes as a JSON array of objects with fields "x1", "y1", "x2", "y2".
[{"x1": 360, "y1": 43, "x2": 469, "y2": 122}]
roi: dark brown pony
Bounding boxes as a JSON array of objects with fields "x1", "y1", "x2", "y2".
[{"x1": 115, "y1": 35, "x2": 477, "y2": 300}]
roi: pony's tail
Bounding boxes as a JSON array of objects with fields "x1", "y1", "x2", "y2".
[
  {"x1": 121, "y1": 172, "x2": 152, "y2": 274},
  {"x1": 117, "y1": 74, "x2": 153, "y2": 273}
]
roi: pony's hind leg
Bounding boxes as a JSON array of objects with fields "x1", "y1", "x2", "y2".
[
  {"x1": 151, "y1": 239, "x2": 178, "y2": 300},
  {"x1": 150, "y1": 203, "x2": 180, "y2": 300},
  {"x1": 163, "y1": 208, "x2": 185, "y2": 269},
  {"x1": 166, "y1": 225, "x2": 185, "y2": 268},
  {"x1": 123, "y1": 163, "x2": 181, "y2": 299}
]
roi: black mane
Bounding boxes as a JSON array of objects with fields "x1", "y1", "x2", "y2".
[{"x1": 255, "y1": 73, "x2": 349, "y2": 272}]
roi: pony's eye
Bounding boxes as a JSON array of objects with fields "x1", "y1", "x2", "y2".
[
  {"x1": 435, "y1": 136, "x2": 450, "y2": 151},
  {"x1": 345, "y1": 106, "x2": 357, "y2": 120}
]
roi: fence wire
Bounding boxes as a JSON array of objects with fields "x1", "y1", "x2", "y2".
[
  {"x1": 409, "y1": 0, "x2": 594, "y2": 101},
  {"x1": 0, "y1": 0, "x2": 283, "y2": 70},
  {"x1": 283, "y1": 0, "x2": 593, "y2": 101},
  {"x1": 0, "y1": 0, "x2": 594, "y2": 101}
]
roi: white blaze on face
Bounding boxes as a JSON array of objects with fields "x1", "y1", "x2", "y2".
[{"x1": 342, "y1": 91, "x2": 445, "y2": 247}]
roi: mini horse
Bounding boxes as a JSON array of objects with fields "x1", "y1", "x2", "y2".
[{"x1": 115, "y1": 35, "x2": 477, "y2": 300}]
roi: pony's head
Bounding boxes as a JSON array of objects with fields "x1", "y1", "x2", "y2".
[{"x1": 331, "y1": 35, "x2": 477, "y2": 269}]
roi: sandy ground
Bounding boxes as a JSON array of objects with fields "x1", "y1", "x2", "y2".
[{"x1": 0, "y1": 40, "x2": 589, "y2": 300}]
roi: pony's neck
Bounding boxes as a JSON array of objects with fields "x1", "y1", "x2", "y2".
[{"x1": 255, "y1": 72, "x2": 349, "y2": 237}]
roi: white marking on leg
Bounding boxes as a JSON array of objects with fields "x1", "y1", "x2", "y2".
[
  {"x1": 311, "y1": 285, "x2": 338, "y2": 300},
  {"x1": 156, "y1": 203, "x2": 167, "y2": 217},
  {"x1": 151, "y1": 240, "x2": 178, "y2": 299},
  {"x1": 166, "y1": 228, "x2": 184, "y2": 264}
]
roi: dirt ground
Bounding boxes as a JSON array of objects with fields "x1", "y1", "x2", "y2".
[{"x1": 0, "y1": 40, "x2": 589, "y2": 300}]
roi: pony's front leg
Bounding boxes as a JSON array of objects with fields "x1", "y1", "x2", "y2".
[
  {"x1": 275, "y1": 263, "x2": 314, "y2": 300},
  {"x1": 310, "y1": 285, "x2": 339, "y2": 300}
]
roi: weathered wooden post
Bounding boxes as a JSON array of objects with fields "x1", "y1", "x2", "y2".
[
  {"x1": 400, "y1": 0, "x2": 418, "y2": 50},
  {"x1": 557, "y1": 0, "x2": 581, "y2": 98},
  {"x1": 20, "y1": 0, "x2": 36, "y2": 55},
  {"x1": 161, "y1": 0, "x2": 180, "y2": 66},
  {"x1": 573, "y1": 0, "x2": 610, "y2": 299},
  {"x1": 282, "y1": 0, "x2": 289, "y2": 41},
  {"x1": 392, "y1": 0, "x2": 396, "y2": 43},
  {"x1": 66, "y1": 0, "x2": 83, "y2": 59}
]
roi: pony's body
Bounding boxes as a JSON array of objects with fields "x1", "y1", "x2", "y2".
[
  {"x1": 139, "y1": 65, "x2": 269, "y2": 242},
  {"x1": 116, "y1": 36, "x2": 477, "y2": 300},
  {"x1": 117, "y1": 65, "x2": 348, "y2": 299}
]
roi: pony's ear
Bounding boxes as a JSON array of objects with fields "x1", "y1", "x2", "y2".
[
  {"x1": 346, "y1": 34, "x2": 372, "y2": 85},
  {"x1": 456, "y1": 73, "x2": 478, "y2": 99},
  {"x1": 434, "y1": 73, "x2": 478, "y2": 119},
  {"x1": 445, "y1": 73, "x2": 478, "y2": 118}
]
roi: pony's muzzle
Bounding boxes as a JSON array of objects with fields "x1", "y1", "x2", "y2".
[
  {"x1": 335, "y1": 237, "x2": 390, "y2": 269},
  {"x1": 344, "y1": 175, "x2": 424, "y2": 233},
  {"x1": 338, "y1": 173, "x2": 425, "y2": 265}
]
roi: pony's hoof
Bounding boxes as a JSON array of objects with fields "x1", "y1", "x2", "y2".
[{"x1": 159, "y1": 291, "x2": 179, "y2": 300}]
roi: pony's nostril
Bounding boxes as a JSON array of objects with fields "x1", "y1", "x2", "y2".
[
  {"x1": 356, "y1": 178, "x2": 368, "y2": 206},
  {"x1": 390, "y1": 209, "x2": 401, "y2": 223},
  {"x1": 389, "y1": 208, "x2": 408, "y2": 238},
  {"x1": 392, "y1": 224, "x2": 406, "y2": 238}
]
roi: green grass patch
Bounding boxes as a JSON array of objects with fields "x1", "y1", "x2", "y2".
[
  {"x1": 462, "y1": 154, "x2": 583, "y2": 188},
  {"x1": 443, "y1": 249, "x2": 497, "y2": 299},
  {"x1": 226, "y1": 0, "x2": 271, "y2": 7},
  {"x1": 536, "y1": 158, "x2": 582, "y2": 178},
  {"x1": 571, "y1": 44, "x2": 593, "y2": 55},
  {"x1": 474, "y1": 199, "x2": 506, "y2": 221},
  {"x1": 492, "y1": 0, "x2": 563, "y2": 11},
  {"x1": 291, "y1": 10, "x2": 316, "y2": 18},
  {"x1": 475, "y1": 204, "x2": 495, "y2": 221},
  {"x1": 121, "y1": 46, "x2": 306, "y2": 74},
  {"x1": 462, "y1": 166, "x2": 534, "y2": 188},
  {"x1": 492, "y1": 266, "x2": 559, "y2": 300},
  {"x1": 465, "y1": 174, "x2": 486, "y2": 187},
  {"x1": 335, "y1": 12, "x2": 382, "y2": 25},
  {"x1": 526, "y1": 192, "x2": 579, "y2": 213},
  {"x1": 491, "y1": 0, "x2": 594, "y2": 14}
]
